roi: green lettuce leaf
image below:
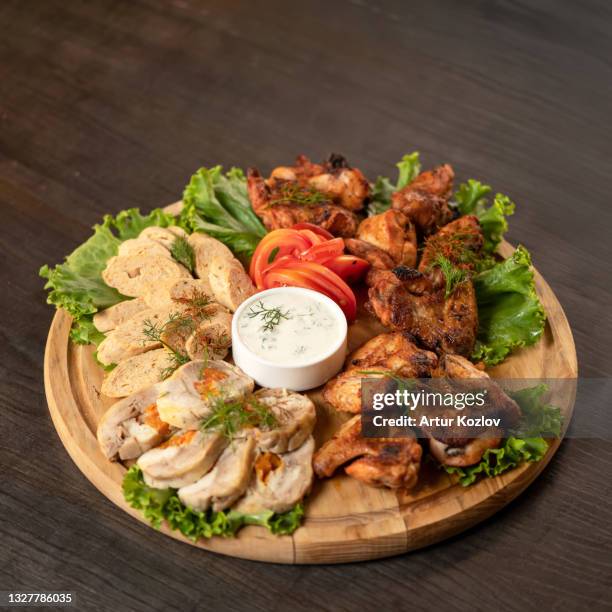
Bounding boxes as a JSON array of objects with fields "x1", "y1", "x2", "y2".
[
  {"x1": 122, "y1": 466, "x2": 304, "y2": 539},
  {"x1": 473, "y1": 245, "x2": 546, "y2": 365},
  {"x1": 368, "y1": 152, "x2": 421, "y2": 215},
  {"x1": 445, "y1": 384, "x2": 561, "y2": 486},
  {"x1": 180, "y1": 166, "x2": 267, "y2": 257},
  {"x1": 444, "y1": 436, "x2": 549, "y2": 486},
  {"x1": 40, "y1": 208, "x2": 176, "y2": 341},
  {"x1": 453, "y1": 179, "x2": 515, "y2": 252}
]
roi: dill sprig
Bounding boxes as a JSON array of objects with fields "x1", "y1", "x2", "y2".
[
  {"x1": 430, "y1": 255, "x2": 469, "y2": 298},
  {"x1": 247, "y1": 300, "x2": 291, "y2": 332},
  {"x1": 201, "y1": 396, "x2": 278, "y2": 440},
  {"x1": 269, "y1": 183, "x2": 329, "y2": 207},
  {"x1": 175, "y1": 288, "x2": 213, "y2": 321},
  {"x1": 142, "y1": 312, "x2": 193, "y2": 379},
  {"x1": 170, "y1": 236, "x2": 195, "y2": 273}
]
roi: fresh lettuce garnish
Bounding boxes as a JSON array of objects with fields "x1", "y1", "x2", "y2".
[
  {"x1": 453, "y1": 179, "x2": 515, "y2": 253},
  {"x1": 180, "y1": 166, "x2": 267, "y2": 257},
  {"x1": 445, "y1": 384, "x2": 561, "y2": 486},
  {"x1": 473, "y1": 246, "x2": 546, "y2": 366},
  {"x1": 122, "y1": 465, "x2": 305, "y2": 539},
  {"x1": 368, "y1": 152, "x2": 421, "y2": 215},
  {"x1": 40, "y1": 208, "x2": 176, "y2": 342}
]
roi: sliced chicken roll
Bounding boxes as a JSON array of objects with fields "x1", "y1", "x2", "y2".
[
  {"x1": 138, "y1": 430, "x2": 227, "y2": 489},
  {"x1": 93, "y1": 297, "x2": 148, "y2": 333},
  {"x1": 234, "y1": 437, "x2": 315, "y2": 514},
  {"x1": 97, "y1": 385, "x2": 172, "y2": 461},
  {"x1": 188, "y1": 232, "x2": 234, "y2": 282},
  {"x1": 139, "y1": 226, "x2": 185, "y2": 250},
  {"x1": 185, "y1": 306, "x2": 233, "y2": 360},
  {"x1": 102, "y1": 253, "x2": 190, "y2": 298},
  {"x1": 251, "y1": 388, "x2": 316, "y2": 453},
  {"x1": 156, "y1": 361, "x2": 254, "y2": 430},
  {"x1": 178, "y1": 437, "x2": 257, "y2": 512},
  {"x1": 101, "y1": 348, "x2": 175, "y2": 398},
  {"x1": 208, "y1": 256, "x2": 256, "y2": 312},
  {"x1": 117, "y1": 238, "x2": 172, "y2": 259}
]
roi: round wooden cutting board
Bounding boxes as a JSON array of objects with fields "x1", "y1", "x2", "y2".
[{"x1": 44, "y1": 241, "x2": 577, "y2": 564}]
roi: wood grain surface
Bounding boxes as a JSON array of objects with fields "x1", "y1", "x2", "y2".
[{"x1": 1, "y1": 0, "x2": 611, "y2": 609}]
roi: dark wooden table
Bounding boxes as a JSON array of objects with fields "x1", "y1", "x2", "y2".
[{"x1": 1, "y1": 1, "x2": 611, "y2": 610}]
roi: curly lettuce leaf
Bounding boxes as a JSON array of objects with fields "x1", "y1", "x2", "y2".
[
  {"x1": 180, "y1": 166, "x2": 267, "y2": 257},
  {"x1": 454, "y1": 179, "x2": 515, "y2": 252},
  {"x1": 368, "y1": 152, "x2": 421, "y2": 215},
  {"x1": 445, "y1": 436, "x2": 549, "y2": 486},
  {"x1": 122, "y1": 466, "x2": 304, "y2": 539},
  {"x1": 40, "y1": 208, "x2": 176, "y2": 321},
  {"x1": 445, "y1": 384, "x2": 561, "y2": 486},
  {"x1": 473, "y1": 245, "x2": 546, "y2": 365}
]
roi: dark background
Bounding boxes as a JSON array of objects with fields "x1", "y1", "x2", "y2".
[{"x1": 1, "y1": 1, "x2": 611, "y2": 610}]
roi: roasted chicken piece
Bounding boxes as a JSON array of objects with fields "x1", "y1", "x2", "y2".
[
  {"x1": 423, "y1": 354, "x2": 522, "y2": 467},
  {"x1": 344, "y1": 238, "x2": 395, "y2": 270},
  {"x1": 367, "y1": 267, "x2": 478, "y2": 357},
  {"x1": 356, "y1": 209, "x2": 417, "y2": 267},
  {"x1": 323, "y1": 332, "x2": 437, "y2": 413},
  {"x1": 313, "y1": 416, "x2": 422, "y2": 489},
  {"x1": 419, "y1": 215, "x2": 484, "y2": 288},
  {"x1": 247, "y1": 154, "x2": 369, "y2": 237},
  {"x1": 391, "y1": 164, "x2": 455, "y2": 235}
]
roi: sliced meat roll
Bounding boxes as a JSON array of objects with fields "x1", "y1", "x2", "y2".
[
  {"x1": 178, "y1": 437, "x2": 256, "y2": 512},
  {"x1": 188, "y1": 232, "x2": 234, "y2": 282},
  {"x1": 251, "y1": 388, "x2": 316, "y2": 453},
  {"x1": 185, "y1": 306, "x2": 233, "y2": 360},
  {"x1": 102, "y1": 253, "x2": 190, "y2": 298},
  {"x1": 156, "y1": 360, "x2": 254, "y2": 430},
  {"x1": 117, "y1": 238, "x2": 172, "y2": 259},
  {"x1": 234, "y1": 436, "x2": 315, "y2": 514},
  {"x1": 101, "y1": 348, "x2": 174, "y2": 398},
  {"x1": 96, "y1": 306, "x2": 176, "y2": 366},
  {"x1": 93, "y1": 297, "x2": 148, "y2": 333},
  {"x1": 208, "y1": 256, "x2": 256, "y2": 312},
  {"x1": 139, "y1": 226, "x2": 184, "y2": 250},
  {"x1": 138, "y1": 430, "x2": 227, "y2": 489},
  {"x1": 97, "y1": 385, "x2": 172, "y2": 461}
]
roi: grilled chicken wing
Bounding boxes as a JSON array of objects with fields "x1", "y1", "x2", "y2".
[
  {"x1": 391, "y1": 164, "x2": 455, "y2": 235},
  {"x1": 366, "y1": 267, "x2": 478, "y2": 356},
  {"x1": 356, "y1": 209, "x2": 417, "y2": 267},
  {"x1": 344, "y1": 238, "x2": 395, "y2": 270},
  {"x1": 419, "y1": 215, "x2": 484, "y2": 288},
  {"x1": 423, "y1": 354, "x2": 522, "y2": 467},
  {"x1": 246, "y1": 154, "x2": 369, "y2": 237},
  {"x1": 313, "y1": 416, "x2": 422, "y2": 489}
]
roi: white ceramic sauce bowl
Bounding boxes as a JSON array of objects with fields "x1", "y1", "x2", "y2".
[{"x1": 231, "y1": 287, "x2": 348, "y2": 391}]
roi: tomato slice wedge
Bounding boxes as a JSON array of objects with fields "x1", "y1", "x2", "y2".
[
  {"x1": 249, "y1": 229, "x2": 312, "y2": 288},
  {"x1": 262, "y1": 261, "x2": 357, "y2": 321},
  {"x1": 290, "y1": 223, "x2": 334, "y2": 241},
  {"x1": 323, "y1": 254, "x2": 370, "y2": 284},
  {"x1": 300, "y1": 238, "x2": 345, "y2": 264}
]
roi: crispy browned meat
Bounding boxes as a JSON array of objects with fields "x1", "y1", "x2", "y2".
[
  {"x1": 323, "y1": 333, "x2": 437, "y2": 413},
  {"x1": 392, "y1": 164, "x2": 455, "y2": 235},
  {"x1": 322, "y1": 368, "x2": 393, "y2": 414},
  {"x1": 356, "y1": 210, "x2": 417, "y2": 267},
  {"x1": 247, "y1": 167, "x2": 359, "y2": 237},
  {"x1": 423, "y1": 354, "x2": 522, "y2": 467},
  {"x1": 344, "y1": 238, "x2": 395, "y2": 270},
  {"x1": 346, "y1": 331, "x2": 438, "y2": 375},
  {"x1": 313, "y1": 415, "x2": 422, "y2": 489},
  {"x1": 366, "y1": 268, "x2": 478, "y2": 356},
  {"x1": 246, "y1": 154, "x2": 369, "y2": 237},
  {"x1": 419, "y1": 215, "x2": 484, "y2": 287}
]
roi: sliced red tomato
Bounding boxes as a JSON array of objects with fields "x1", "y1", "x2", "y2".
[
  {"x1": 295, "y1": 228, "x2": 326, "y2": 246},
  {"x1": 323, "y1": 254, "x2": 369, "y2": 284},
  {"x1": 290, "y1": 222, "x2": 334, "y2": 241},
  {"x1": 262, "y1": 261, "x2": 357, "y2": 321},
  {"x1": 249, "y1": 229, "x2": 312, "y2": 288},
  {"x1": 300, "y1": 237, "x2": 345, "y2": 263}
]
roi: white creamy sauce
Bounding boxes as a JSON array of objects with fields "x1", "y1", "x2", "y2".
[{"x1": 238, "y1": 293, "x2": 341, "y2": 365}]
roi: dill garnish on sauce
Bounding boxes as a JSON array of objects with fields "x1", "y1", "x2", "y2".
[{"x1": 247, "y1": 300, "x2": 291, "y2": 332}]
